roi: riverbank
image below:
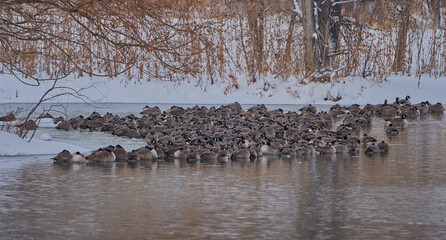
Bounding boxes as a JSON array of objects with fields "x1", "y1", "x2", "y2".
[{"x1": 0, "y1": 74, "x2": 445, "y2": 105}]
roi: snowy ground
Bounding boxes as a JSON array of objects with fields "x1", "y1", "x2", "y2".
[
  {"x1": 0, "y1": 73, "x2": 445, "y2": 105},
  {"x1": 0, "y1": 130, "x2": 89, "y2": 156}
]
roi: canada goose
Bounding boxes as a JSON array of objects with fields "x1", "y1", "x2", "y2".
[
  {"x1": 124, "y1": 127, "x2": 140, "y2": 138},
  {"x1": 89, "y1": 111, "x2": 101, "y2": 120},
  {"x1": 71, "y1": 152, "x2": 87, "y2": 163},
  {"x1": 374, "y1": 99, "x2": 388, "y2": 113},
  {"x1": 365, "y1": 143, "x2": 379, "y2": 155},
  {"x1": 388, "y1": 114, "x2": 408, "y2": 128},
  {"x1": 0, "y1": 113, "x2": 16, "y2": 122},
  {"x1": 299, "y1": 104, "x2": 317, "y2": 114},
  {"x1": 231, "y1": 147, "x2": 251, "y2": 159},
  {"x1": 137, "y1": 146, "x2": 158, "y2": 160},
  {"x1": 154, "y1": 148, "x2": 165, "y2": 159},
  {"x1": 56, "y1": 121, "x2": 72, "y2": 131},
  {"x1": 295, "y1": 146, "x2": 312, "y2": 156},
  {"x1": 377, "y1": 141, "x2": 389, "y2": 153},
  {"x1": 399, "y1": 95, "x2": 411, "y2": 105},
  {"x1": 328, "y1": 105, "x2": 345, "y2": 117},
  {"x1": 100, "y1": 122, "x2": 116, "y2": 132},
  {"x1": 141, "y1": 106, "x2": 161, "y2": 115},
  {"x1": 169, "y1": 106, "x2": 185, "y2": 116},
  {"x1": 414, "y1": 102, "x2": 429, "y2": 115},
  {"x1": 173, "y1": 147, "x2": 190, "y2": 160},
  {"x1": 347, "y1": 105, "x2": 361, "y2": 116},
  {"x1": 113, "y1": 126, "x2": 140, "y2": 138},
  {"x1": 113, "y1": 145, "x2": 128, "y2": 162},
  {"x1": 315, "y1": 143, "x2": 336, "y2": 154},
  {"x1": 362, "y1": 104, "x2": 376, "y2": 115},
  {"x1": 201, "y1": 151, "x2": 218, "y2": 160},
  {"x1": 187, "y1": 150, "x2": 201, "y2": 162},
  {"x1": 127, "y1": 150, "x2": 141, "y2": 162},
  {"x1": 218, "y1": 147, "x2": 232, "y2": 160},
  {"x1": 361, "y1": 134, "x2": 377, "y2": 147},
  {"x1": 403, "y1": 107, "x2": 420, "y2": 119},
  {"x1": 281, "y1": 147, "x2": 296, "y2": 158},
  {"x1": 379, "y1": 106, "x2": 400, "y2": 117},
  {"x1": 52, "y1": 150, "x2": 72, "y2": 163},
  {"x1": 69, "y1": 115, "x2": 85, "y2": 130},
  {"x1": 102, "y1": 145, "x2": 115, "y2": 152},
  {"x1": 126, "y1": 118, "x2": 138, "y2": 129},
  {"x1": 429, "y1": 103, "x2": 444, "y2": 113},
  {"x1": 249, "y1": 146, "x2": 259, "y2": 159},
  {"x1": 347, "y1": 142, "x2": 360, "y2": 154},
  {"x1": 333, "y1": 142, "x2": 348, "y2": 154},
  {"x1": 145, "y1": 131, "x2": 159, "y2": 145},
  {"x1": 87, "y1": 149, "x2": 116, "y2": 162},
  {"x1": 261, "y1": 141, "x2": 280, "y2": 155},
  {"x1": 385, "y1": 124, "x2": 399, "y2": 135},
  {"x1": 53, "y1": 116, "x2": 64, "y2": 124}
]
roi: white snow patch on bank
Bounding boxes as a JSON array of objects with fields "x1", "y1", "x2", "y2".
[{"x1": 0, "y1": 130, "x2": 89, "y2": 156}]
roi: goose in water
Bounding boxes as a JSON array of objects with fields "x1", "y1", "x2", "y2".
[
  {"x1": 281, "y1": 147, "x2": 296, "y2": 158},
  {"x1": 429, "y1": 103, "x2": 444, "y2": 113},
  {"x1": 87, "y1": 149, "x2": 116, "y2": 162},
  {"x1": 385, "y1": 124, "x2": 399, "y2": 135},
  {"x1": 201, "y1": 151, "x2": 218, "y2": 160},
  {"x1": 377, "y1": 141, "x2": 389, "y2": 153},
  {"x1": 361, "y1": 134, "x2": 377, "y2": 147},
  {"x1": 113, "y1": 145, "x2": 128, "y2": 162},
  {"x1": 365, "y1": 143, "x2": 379, "y2": 155},
  {"x1": 127, "y1": 150, "x2": 141, "y2": 162},
  {"x1": 315, "y1": 143, "x2": 336, "y2": 154},
  {"x1": 52, "y1": 150, "x2": 72, "y2": 163},
  {"x1": 261, "y1": 141, "x2": 280, "y2": 155},
  {"x1": 136, "y1": 146, "x2": 158, "y2": 160},
  {"x1": 231, "y1": 147, "x2": 251, "y2": 159},
  {"x1": 71, "y1": 152, "x2": 88, "y2": 163},
  {"x1": 386, "y1": 114, "x2": 408, "y2": 128}
]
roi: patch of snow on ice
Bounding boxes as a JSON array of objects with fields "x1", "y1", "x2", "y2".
[
  {"x1": 0, "y1": 130, "x2": 89, "y2": 156},
  {"x1": 39, "y1": 133, "x2": 52, "y2": 141}
]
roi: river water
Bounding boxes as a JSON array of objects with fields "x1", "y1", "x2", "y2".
[{"x1": 0, "y1": 103, "x2": 445, "y2": 239}]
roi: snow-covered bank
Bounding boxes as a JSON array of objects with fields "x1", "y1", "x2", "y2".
[
  {"x1": 0, "y1": 130, "x2": 89, "y2": 156},
  {"x1": 0, "y1": 73, "x2": 445, "y2": 105}
]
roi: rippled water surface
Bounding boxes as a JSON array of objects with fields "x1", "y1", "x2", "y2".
[{"x1": 1, "y1": 103, "x2": 446, "y2": 239}]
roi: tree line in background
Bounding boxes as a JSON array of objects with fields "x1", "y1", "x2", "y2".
[{"x1": 0, "y1": 0, "x2": 445, "y2": 88}]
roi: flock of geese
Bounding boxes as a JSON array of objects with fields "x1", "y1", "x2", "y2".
[{"x1": 52, "y1": 96, "x2": 444, "y2": 164}]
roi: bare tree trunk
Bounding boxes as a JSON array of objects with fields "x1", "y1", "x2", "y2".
[
  {"x1": 238, "y1": 13, "x2": 252, "y2": 79},
  {"x1": 245, "y1": 0, "x2": 265, "y2": 83},
  {"x1": 428, "y1": 0, "x2": 441, "y2": 28},
  {"x1": 393, "y1": 0, "x2": 414, "y2": 73},
  {"x1": 302, "y1": 0, "x2": 320, "y2": 75},
  {"x1": 330, "y1": 4, "x2": 342, "y2": 55},
  {"x1": 284, "y1": 10, "x2": 298, "y2": 70},
  {"x1": 256, "y1": 0, "x2": 265, "y2": 78},
  {"x1": 316, "y1": 0, "x2": 331, "y2": 67},
  {"x1": 246, "y1": 0, "x2": 257, "y2": 81}
]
